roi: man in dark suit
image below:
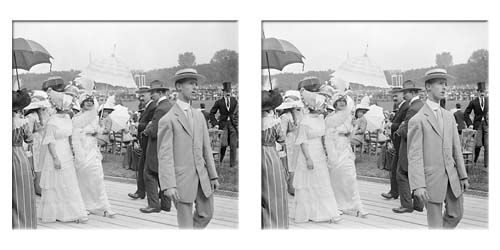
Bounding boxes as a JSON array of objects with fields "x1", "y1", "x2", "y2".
[
  {"x1": 381, "y1": 87, "x2": 406, "y2": 200},
  {"x1": 454, "y1": 103, "x2": 466, "y2": 135},
  {"x1": 139, "y1": 80, "x2": 173, "y2": 213},
  {"x1": 392, "y1": 80, "x2": 425, "y2": 213},
  {"x1": 128, "y1": 86, "x2": 154, "y2": 199},
  {"x1": 464, "y1": 82, "x2": 488, "y2": 168},
  {"x1": 200, "y1": 103, "x2": 210, "y2": 128},
  {"x1": 209, "y1": 82, "x2": 238, "y2": 167}
]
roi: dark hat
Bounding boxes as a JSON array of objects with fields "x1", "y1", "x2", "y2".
[
  {"x1": 148, "y1": 80, "x2": 169, "y2": 92},
  {"x1": 135, "y1": 86, "x2": 151, "y2": 94},
  {"x1": 222, "y1": 82, "x2": 232, "y2": 92},
  {"x1": 477, "y1": 82, "x2": 486, "y2": 92},
  {"x1": 13, "y1": 89, "x2": 31, "y2": 111},
  {"x1": 262, "y1": 90, "x2": 283, "y2": 111},
  {"x1": 390, "y1": 87, "x2": 403, "y2": 93},
  {"x1": 42, "y1": 76, "x2": 66, "y2": 92},
  {"x1": 297, "y1": 76, "x2": 321, "y2": 92},
  {"x1": 401, "y1": 80, "x2": 421, "y2": 92}
]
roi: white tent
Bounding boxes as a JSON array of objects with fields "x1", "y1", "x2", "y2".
[
  {"x1": 80, "y1": 53, "x2": 136, "y2": 89},
  {"x1": 333, "y1": 54, "x2": 390, "y2": 88}
]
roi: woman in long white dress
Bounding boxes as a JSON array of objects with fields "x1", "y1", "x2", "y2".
[
  {"x1": 292, "y1": 88, "x2": 341, "y2": 223},
  {"x1": 325, "y1": 94, "x2": 368, "y2": 217},
  {"x1": 39, "y1": 90, "x2": 88, "y2": 223},
  {"x1": 72, "y1": 94, "x2": 116, "y2": 217}
]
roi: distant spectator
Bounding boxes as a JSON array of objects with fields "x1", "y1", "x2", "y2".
[
  {"x1": 200, "y1": 103, "x2": 210, "y2": 128},
  {"x1": 454, "y1": 103, "x2": 466, "y2": 135}
]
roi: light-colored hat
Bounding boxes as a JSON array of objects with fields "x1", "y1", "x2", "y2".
[
  {"x1": 135, "y1": 86, "x2": 151, "y2": 93},
  {"x1": 276, "y1": 90, "x2": 304, "y2": 110},
  {"x1": 300, "y1": 88, "x2": 326, "y2": 111},
  {"x1": 355, "y1": 95, "x2": 370, "y2": 112},
  {"x1": 318, "y1": 84, "x2": 338, "y2": 98},
  {"x1": 420, "y1": 68, "x2": 454, "y2": 83},
  {"x1": 24, "y1": 95, "x2": 52, "y2": 111},
  {"x1": 63, "y1": 85, "x2": 80, "y2": 97},
  {"x1": 148, "y1": 80, "x2": 170, "y2": 92},
  {"x1": 400, "y1": 80, "x2": 422, "y2": 92},
  {"x1": 172, "y1": 68, "x2": 206, "y2": 84},
  {"x1": 48, "y1": 89, "x2": 73, "y2": 111}
]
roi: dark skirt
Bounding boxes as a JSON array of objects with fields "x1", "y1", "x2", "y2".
[
  {"x1": 262, "y1": 145, "x2": 289, "y2": 229},
  {"x1": 12, "y1": 146, "x2": 37, "y2": 229}
]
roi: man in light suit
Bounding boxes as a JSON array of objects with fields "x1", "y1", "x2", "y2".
[
  {"x1": 158, "y1": 68, "x2": 219, "y2": 229},
  {"x1": 408, "y1": 68, "x2": 469, "y2": 229}
]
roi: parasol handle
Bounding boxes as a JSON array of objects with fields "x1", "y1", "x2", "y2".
[
  {"x1": 13, "y1": 51, "x2": 20, "y2": 90},
  {"x1": 265, "y1": 51, "x2": 272, "y2": 89}
]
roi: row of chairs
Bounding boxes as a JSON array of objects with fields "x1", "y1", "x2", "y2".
[{"x1": 352, "y1": 130, "x2": 389, "y2": 158}]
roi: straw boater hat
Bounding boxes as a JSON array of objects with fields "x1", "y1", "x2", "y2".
[
  {"x1": 172, "y1": 68, "x2": 206, "y2": 85},
  {"x1": 297, "y1": 76, "x2": 321, "y2": 92},
  {"x1": 276, "y1": 90, "x2": 304, "y2": 110},
  {"x1": 13, "y1": 89, "x2": 31, "y2": 112},
  {"x1": 262, "y1": 90, "x2": 283, "y2": 111},
  {"x1": 135, "y1": 86, "x2": 150, "y2": 94},
  {"x1": 420, "y1": 68, "x2": 454, "y2": 84}
]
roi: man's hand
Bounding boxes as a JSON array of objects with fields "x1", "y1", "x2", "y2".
[
  {"x1": 164, "y1": 188, "x2": 180, "y2": 203},
  {"x1": 468, "y1": 125, "x2": 474, "y2": 129},
  {"x1": 413, "y1": 187, "x2": 430, "y2": 203},
  {"x1": 460, "y1": 179, "x2": 470, "y2": 191},
  {"x1": 214, "y1": 125, "x2": 219, "y2": 130},
  {"x1": 210, "y1": 179, "x2": 220, "y2": 191},
  {"x1": 306, "y1": 158, "x2": 314, "y2": 170}
]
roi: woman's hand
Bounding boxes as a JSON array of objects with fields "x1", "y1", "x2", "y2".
[
  {"x1": 306, "y1": 157, "x2": 314, "y2": 170},
  {"x1": 54, "y1": 157, "x2": 62, "y2": 170}
]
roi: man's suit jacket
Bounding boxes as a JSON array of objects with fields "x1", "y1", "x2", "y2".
[
  {"x1": 201, "y1": 109, "x2": 210, "y2": 127},
  {"x1": 407, "y1": 102, "x2": 467, "y2": 202},
  {"x1": 464, "y1": 97, "x2": 488, "y2": 129},
  {"x1": 137, "y1": 101, "x2": 157, "y2": 134},
  {"x1": 209, "y1": 97, "x2": 238, "y2": 130},
  {"x1": 157, "y1": 103, "x2": 218, "y2": 203},
  {"x1": 390, "y1": 100, "x2": 409, "y2": 136},
  {"x1": 454, "y1": 110, "x2": 466, "y2": 131},
  {"x1": 396, "y1": 99, "x2": 424, "y2": 172},
  {"x1": 144, "y1": 98, "x2": 172, "y2": 173}
]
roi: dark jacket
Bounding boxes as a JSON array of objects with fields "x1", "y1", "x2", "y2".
[
  {"x1": 209, "y1": 97, "x2": 238, "y2": 131},
  {"x1": 454, "y1": 110, "x2": 466, "y2": 132},
  {"x1": 144, "y1": 98, "x2": 173, "y2": 172},
  {"x1": 397, "y1": 98, "x2": 424, "y2": 172},
  {"x1": 464, "y1": 97, "x2": 488, "y2": 129},
  {"x1": 391, "y1": 100, "x2": 409, "y2": 136},
  {"x1": 137, "y1": 100, "x2": 157, "y2": 134}
]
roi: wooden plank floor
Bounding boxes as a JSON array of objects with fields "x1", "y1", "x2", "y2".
[
  {"x1": 36, "y1": 180, "x2": 238, "y2": 229},
  {"x1": 289, "y1": 179, "x2": 488, "y2": 229}
]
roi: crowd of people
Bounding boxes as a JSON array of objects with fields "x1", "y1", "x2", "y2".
[
  {"x1": 261, "y1": 68, "x2": 488, "y2": 229},
  {"x1": 13, "y1": 67, "x2": 238, "y2": 229}
]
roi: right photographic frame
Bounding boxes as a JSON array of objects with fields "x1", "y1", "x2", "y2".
[{"x1": 261, "y1": 21, "x2": 488, "y2": 229}]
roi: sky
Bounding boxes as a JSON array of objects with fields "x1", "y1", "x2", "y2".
[
  {"x1": 14, "y1": 21, "x2": 238, "y2": 73},
  {"x1": 263, "y1": 21, "x2": 488, "y2": 73}
]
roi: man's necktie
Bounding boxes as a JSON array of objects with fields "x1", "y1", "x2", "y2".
[{"x1": 226, "y1": 97, "x2": 230, "y2": 111}]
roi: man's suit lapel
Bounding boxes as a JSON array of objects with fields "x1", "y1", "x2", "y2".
[
  {"x1": 423, "y1": 103, "x2": 443, "y2": 138},
  {"x1": 173, "y1": 103, "x2": 193, "y2": 137}
]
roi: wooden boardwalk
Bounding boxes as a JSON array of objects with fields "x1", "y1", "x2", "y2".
[
  {"x1": 289, "y1": 179, "x2": 488, "y2": 229},
  {"x1": 36, "y1": 180, "x2": 238, "y2": 229}
]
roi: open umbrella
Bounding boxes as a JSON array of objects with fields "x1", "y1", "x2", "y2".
[
  {"x1": 262, "y1": 37, "x2": 305, "y2": 89},
  {"x1": 109, "y1": 104, "x2": 130, "y2": 132},
  {"x1": 80, "y1": 47, "x2": 136, "y2": 89},
  {"x1": 13, "y1": 38, "x2": 53, "y2": 89},
  {"x1": 365, "y1": 104, "x2": 385, "y2": 132}
]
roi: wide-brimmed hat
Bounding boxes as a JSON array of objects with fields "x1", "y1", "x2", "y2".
[
  {"x1": 355, "y1": 95, "x2": 370, "y2": 112},
  {"x1": 148, "y1": 80, "x2": 170, "y2": 92},
  {"x1": 135, "y1": 86, "x2": 150, "y2": 94},
  {"x1": 13, "y1": 89, "x2": 31, "y2": 111},
  {"x1": 297, "y1": 76, "x2": 321, "y2": 92},
  {"x1": 300, "y1": 88, "x2": 326, "y2": 111},
  {"x1": 332, "y1": 93, "x2": 348, "y2": 109},
  {"x1": 42, "y1": 76, "x2": 66, "y2": 92},
  {"x1": 172, "y1": 68, "x2": 206, "y2": 85},
  {"x1": 390, "y1": 87, "x2": 403, "y2": 93},
  {"x1": 318, "y1": 84, "x2": 338, "y2": 98},
  {"x1": 400, "y1": 80, "x2": 422, "y2": 92},
  {"x1": 420, "y1": 68, "x2": 454, "y2": 84},
  {"x1": 262, "y1": 90, "x2": 283, "y2": 111},
  {"x1": 78, "y1": 93, "x2": 95, "y2": 105},
  {"x1": 24, "y1": 95, "x2": 52, "y2": 111},
  {"x1": 276, "y1": 90, "x2": 304, "y2": 110},
  {"x1": 63, "y1": 84, "x2": 80, "y2": 97},
  {"x1": 47, "y1": 89, "x2": 73, "y2": 111},
  {"x1": 477, "y1": 82, "x2": 486, "y2": 92}
]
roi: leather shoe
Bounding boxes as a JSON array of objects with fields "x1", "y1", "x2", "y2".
[
  {"x1": 392, "y1": 207, "x2": 413, "y2": 213},
  {"x1": 413, "y1": 206, "x2": 424, "y2": 212},
  {"x1": 139, "y1": 207, "x2": 161, "y2": 213},
  {"x1": 381, "y1": 193, "x2": 398, "y2": 199},
  {"x1": 128, "y1": 193, "x2": 145, "y2": 199},
  {"x1": 161, "y1": 206, "x2": 171, "y2": 212}
]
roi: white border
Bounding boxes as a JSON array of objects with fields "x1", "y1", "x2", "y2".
[{"x1": 1, "y1": 0, "x2": 497, "y2": 249}]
